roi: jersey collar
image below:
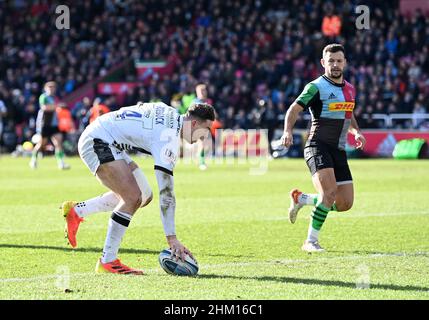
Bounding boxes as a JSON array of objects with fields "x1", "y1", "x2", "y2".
[{"x1": 322, "y1": 75, "x2": 345, "y2": 87}]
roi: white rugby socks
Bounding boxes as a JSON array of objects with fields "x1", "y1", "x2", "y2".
[
  {"x1": 74, "y1": 192, "x2": 119, "y2": 218},
  {"x1": 307, "y1": 226, "x2": 320, "y2": 242},
  {"x1": 101, "y1": 211, "x2": 132, "y2": 263},
  {"x1": 298, "y1": 193, "x2": 318, "y2": 205}
]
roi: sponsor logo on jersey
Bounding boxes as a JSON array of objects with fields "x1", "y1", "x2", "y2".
[
  {"x1": 167, "y1": 110, "x2": 175, "y2": 128},
  {"x1": 328, "y1": 102, "x2": 355, "y2": 111},
  {"x1": 328, "y1": 93, "x2": 337, "y2": 99},
  {"x1": 155, "y1": 106, "x2": 165, "y2": 125}
]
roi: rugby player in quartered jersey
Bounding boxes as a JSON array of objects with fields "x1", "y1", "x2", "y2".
[
  {"x1": 295, "y1": 74, "x2": 356, "y2": 151},
  {"x1": 281, "y1": 43, "x2": 366, "y2": 253},
  {"x1": 30, "y1": 81, "x2": 70, "y2": 170},
  {"x1": 61, "y1": 101, "x2": 215, "y2": 274}
]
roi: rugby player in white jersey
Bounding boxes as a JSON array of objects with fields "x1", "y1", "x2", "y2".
[{"x1": 61, "y1": 102, "x2": 214, "y2": 274}]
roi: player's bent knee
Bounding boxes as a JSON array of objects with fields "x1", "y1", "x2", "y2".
[
  {"x1": 321, "y1": 190, "x2": 337, "y2": 207},
  {"x1": 132, "y1": 168, "x2": 152, "y2": 208},
  {"x1": 133, "y1": 194, "x2": 143, "y2": 212},
  {"x1": 337, "y1": 200, "x2": 353, "y2": 212},
  {"x1": 136, "y1": 194, "x2": 143, "y2": 210},
  {"x1": 123, "y1": 190, "x2": 142, "y2": 211}
]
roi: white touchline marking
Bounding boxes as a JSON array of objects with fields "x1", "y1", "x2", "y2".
[
  {"x1": 265, "y1": 211, "x2": 429, "y2": 221},
  {"x1": 1, "y1": 252, "x2": 427, "y2": 284},
  {"x1": 203, "y1": 252, "x2": 429, "y2": 269},
  {"x1": 2, "y1": 211, "x2": 428, "y2": 234}
]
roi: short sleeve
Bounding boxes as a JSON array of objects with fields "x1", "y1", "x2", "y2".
[
  {"x1": 39, "y1": 94, "x2": 48, "y2": 107},
  {"x1": 295, "y1": 83, "x2": 319, "y2": 109}
]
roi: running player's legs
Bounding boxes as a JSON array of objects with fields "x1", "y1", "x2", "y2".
[
  {"x1": 334, "y1": 183, "x2": 353, "y2": 211},
  {"x1": 292, "y1": 144, "x2": 352, "y2": 211},
  {"x1": 311, "y1": 167, "x2": 337, "y2": 208},
  {"x1": 297, "y1": 142, "x2": 338, "y2": 252},
  {"x1": 288, "y1": 142, "x2": 335, "y2": 223},
  {"x1": 30, "y1": 132, "x2": 49, "y2": 168},
  {"x1": 306, "y1": 141, "x2": 337, "y2": 208},
  {"x1": 301, "y1": 167, "x2": 336, "y2": 251},
  {"x1": 51, "y1": 131, "x2": 70, "y2": 169},
  {"x1": 51, "y1": 132, "x2": 63, "y2": 151},
  {"x1": 33, "y1": 136, "x2": 49, "y2": 153},
  {"x1": 34, "y1": 125, "x2": 51, "y2": 154},
  {"x1": 332, "y1": 148, "x2": 354, "y2": 212}
]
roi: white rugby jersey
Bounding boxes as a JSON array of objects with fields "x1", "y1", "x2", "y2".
[{"x1": 92, "y1": 102, "x2": 183, "y2": 174}]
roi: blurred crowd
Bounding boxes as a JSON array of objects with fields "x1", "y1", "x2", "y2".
[{"x1": 0, "y1": 0, "x2": 428, "y2": 151}]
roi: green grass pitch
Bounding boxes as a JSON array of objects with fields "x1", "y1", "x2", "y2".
[{"x1": 0, "y1": 155, "x2": 428, "y2": 299}]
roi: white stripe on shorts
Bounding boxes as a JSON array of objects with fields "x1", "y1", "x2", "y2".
[{"x1": 336, "y1": 180, "x2": 353, "y2": 185}]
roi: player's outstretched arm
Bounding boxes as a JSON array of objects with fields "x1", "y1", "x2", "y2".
[
  {"x1": 281, "y1": 102, "x2": 304, "y2": 147},
  {"x1": 154, "y1": 169, "x2": 176, "y2": 236},
  {"x1": 154, "y1": 169, "x2": 193, "y2": 261}
]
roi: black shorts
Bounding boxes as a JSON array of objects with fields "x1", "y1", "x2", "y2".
[
  {"x1": 304, "y1": 140, "x2": 353, "y2": 184},
  {"x1": 40, "y1": 126, "x2": 60, "y2": 138}
]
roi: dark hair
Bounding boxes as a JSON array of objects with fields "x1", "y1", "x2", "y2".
[
  {"x1": 323, "y1": 43, "x2": 345, "y2": 57},
  {"x1": 44, "y1": 81, "x2": 56, "y2": 88},
  {"x1": 187, "y1": 103, "x2": 215, "y2": 121}
]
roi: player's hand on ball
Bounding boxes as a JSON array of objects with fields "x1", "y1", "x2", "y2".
[
  {"x1": 281, "y1": 131, "x2": 293, "y2": 148},
  {"x1": 167, "y1": 235, "x2": 193, "y2": 262},
  {"x1": 355, "y1": 133, "x2": 366, "y2": 150}
]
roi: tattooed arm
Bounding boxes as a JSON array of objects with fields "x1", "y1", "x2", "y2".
[{"x1": 154, "y1": 169, "x2": 193, "y2": 261}]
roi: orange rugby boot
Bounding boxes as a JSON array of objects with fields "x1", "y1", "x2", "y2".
[
  {"x1": 61, "y1": 201, "x2": 84, "y2": 248},
  {"x1": 288, "y1": 189, "x2": 304, "y2": 224},
  {"x1": 95, "y1": 259, "x2": 144, "y2": 275}
]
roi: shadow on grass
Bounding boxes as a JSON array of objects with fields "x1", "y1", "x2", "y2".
[
  {"x1": 0, "y1": 243, "x2": 158, "y2": 255},
  {"x1": 0, "y1": 244, "x2": 253, "y2": 259},
  {"x1": 197, "y1": 274, "x2": 429, "y2": 292}
]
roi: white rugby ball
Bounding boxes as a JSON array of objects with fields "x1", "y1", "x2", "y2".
[{"x1": 158, "y1": 249, "x2": 199, "y2": 276}]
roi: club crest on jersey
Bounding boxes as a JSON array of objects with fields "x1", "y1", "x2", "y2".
[{"x1": 328, "y1": 102, "x2": 355, "y2": 112}]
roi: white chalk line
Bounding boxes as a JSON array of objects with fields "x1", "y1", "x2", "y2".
[
  {"x1": 1, "y1": 251, "x2": 428, "y2": 284},
  {"x1": 263, "y1": 211, "x2": 429, "y2": 222},
  {"x1": 1, "y1": 211, "x2": 428, "y2": 234}
]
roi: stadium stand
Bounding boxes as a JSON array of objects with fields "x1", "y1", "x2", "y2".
[{"x1": 0, "y1": 0, "x2": 428, "y2": 152}]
